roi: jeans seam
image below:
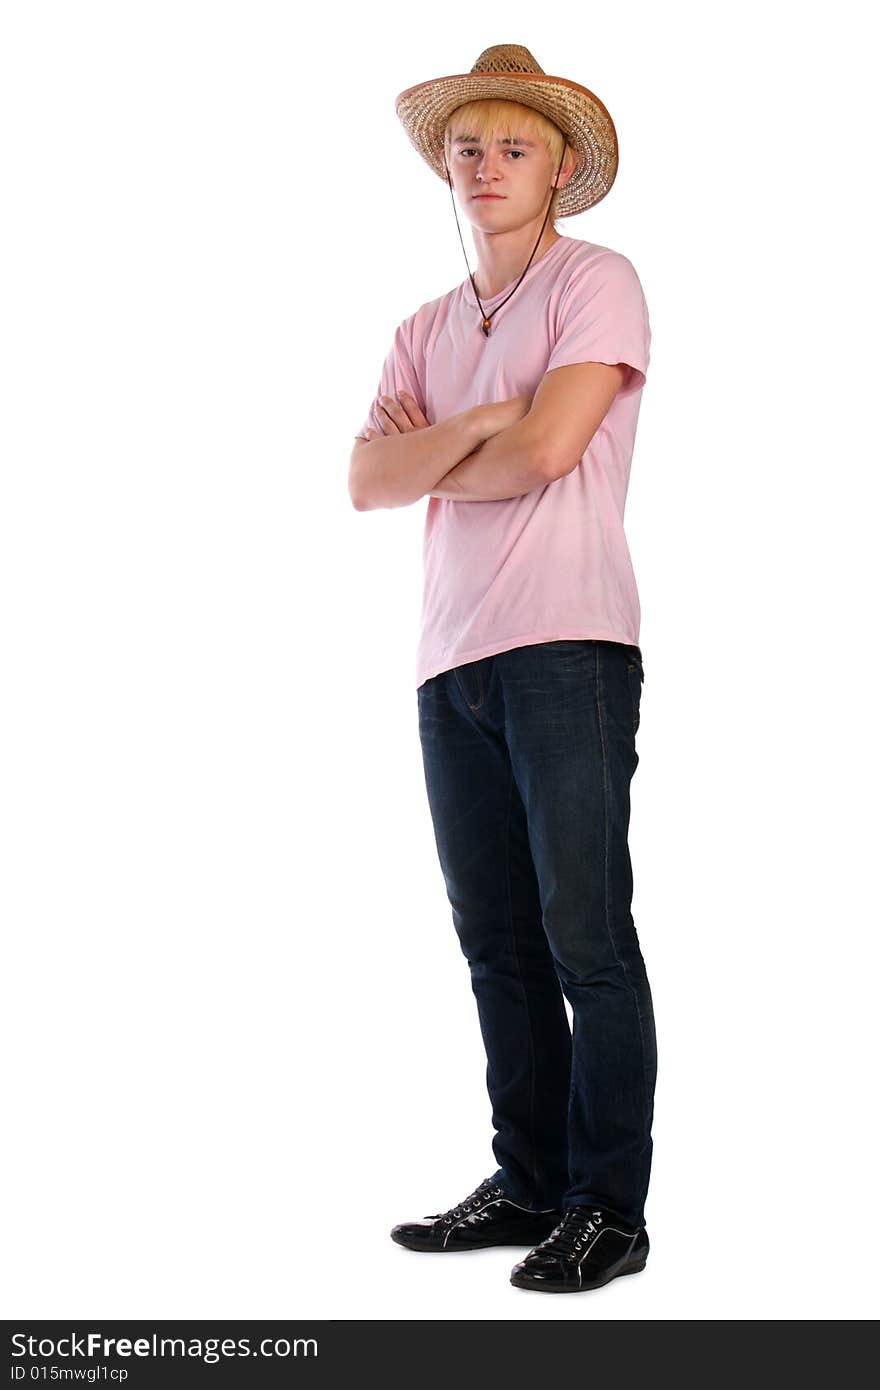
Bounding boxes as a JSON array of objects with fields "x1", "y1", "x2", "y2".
[
  {"x1": 596, "y1": 644, "x2": 651, "y2": 1149},
  {"x1": 504, "y1": 765, "x2": 540, "y2": 1203}
]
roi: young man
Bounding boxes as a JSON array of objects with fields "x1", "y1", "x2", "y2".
[{"x1": 350, "y1": 45, "x2": 657, "y2": 1295}]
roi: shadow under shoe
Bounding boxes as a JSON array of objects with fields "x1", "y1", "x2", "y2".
[
  {"x1": 391, "y1": 1177, "x2": 564, "y2": 1252},
  {"x1": 510, "y1": 1207, "x2": 649, "y2": 1292}
]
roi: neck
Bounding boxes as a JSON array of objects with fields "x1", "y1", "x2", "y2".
[{"x1": 471, "y1": 223, "x2": 562, "y2": 299}]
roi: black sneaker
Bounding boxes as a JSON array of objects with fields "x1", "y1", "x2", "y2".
[
  {"x1": 390, "y1": 1177, "x2": 563, "y2": 1252},
  {"x1": 510, "y1": 1206, "x2": 649, "y2": 1292}
]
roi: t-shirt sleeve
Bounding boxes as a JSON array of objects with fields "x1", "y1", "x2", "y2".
[
  {"x1": 544, "y1": 252, "x2": 651, "y2": 398},
  {"x1": 354, "y1": 315, "x2": 427, "y2": 440}
]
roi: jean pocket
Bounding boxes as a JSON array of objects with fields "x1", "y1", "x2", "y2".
[{"x1": 626, "y1": 659, "x2": 643, "y2": 736}]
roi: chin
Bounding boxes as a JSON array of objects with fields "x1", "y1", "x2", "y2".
[{"x1": 467, "y1": 202, "x2": 513, "y2": 222}]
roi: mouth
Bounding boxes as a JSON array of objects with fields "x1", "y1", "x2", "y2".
[{"x1": 473, "y1": 194, "x2": 504, "y2": 200}]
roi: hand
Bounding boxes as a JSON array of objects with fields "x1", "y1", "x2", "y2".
[{"x1": 362, "y1": 390, "x2": 430, "y2": 441}]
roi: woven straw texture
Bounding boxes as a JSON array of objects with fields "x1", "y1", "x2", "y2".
[{"x1": 395, "y1": 45, "x2": 619, "y2": 217}]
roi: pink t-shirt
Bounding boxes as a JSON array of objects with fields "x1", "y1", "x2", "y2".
[{"x1": 356, "y1": 235, "x2": 651, "y2": 689}]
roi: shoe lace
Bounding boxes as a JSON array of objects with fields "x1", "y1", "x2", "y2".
[
  {"x1": 425, "y1": 1177, "x2": 504, "y2": 1225},
  {"x1": 535, "y1": 1207, "x2": 604, "y2": 1262}
]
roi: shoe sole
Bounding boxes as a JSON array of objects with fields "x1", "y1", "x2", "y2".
[
  {"x1": 510, "y1": 1254, "x2": 648, "y2": 1292},
  {"x1": 391, "y1": 1229, "x2": 559, "y2": 1253}
]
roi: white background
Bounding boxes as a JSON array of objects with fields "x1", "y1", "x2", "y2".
[{"x1": 2, "y1": 0, "x2": 878, "y2": 1321}]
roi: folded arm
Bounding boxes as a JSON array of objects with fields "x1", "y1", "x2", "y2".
[
  {"x1": 349, "y1": 406, "x2": 484, "y2": 510},
  {"x1": 430, "y1": 360, "x2": 629, "y2": 500},
  {"x1": 428, "y1": 418, "x2": 553, "y2": 501},
  {"x1": 350, "y1": 360, "x2": 628, "y2": 509}
]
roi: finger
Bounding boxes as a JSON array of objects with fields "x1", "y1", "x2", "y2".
[
  {"x1": 397, "y1": 390, "x2": 430, "y2": 429},
  {"x1": 377, "y1": 395, "x2": 407, "y2": 434}
]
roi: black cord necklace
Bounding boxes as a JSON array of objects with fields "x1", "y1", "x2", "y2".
[{"x1": 444, "y1": 142, "x2": 568, "y2": 336}]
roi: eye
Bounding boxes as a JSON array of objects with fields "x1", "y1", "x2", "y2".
[{"x1": 459, "y1": 148, "x2": 525, "y2": 159}]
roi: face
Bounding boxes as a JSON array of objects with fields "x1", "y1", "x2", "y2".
[{"x1": 445, "y1": 127, "x2": 567, "y2": 228}]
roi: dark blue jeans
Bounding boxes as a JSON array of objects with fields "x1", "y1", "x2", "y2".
[{"x1": 416, "y1": 639, "x2": 657, "y2": 1229}]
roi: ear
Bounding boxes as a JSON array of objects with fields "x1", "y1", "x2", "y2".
[{"x1": 553, "y1": 145, "x2": 578, "y2": 190}]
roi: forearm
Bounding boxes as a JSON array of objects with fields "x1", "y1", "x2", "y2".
[
  {"x1": 429, "y1": 418, "x2": 550, "y2": 502},
  {"x1": 350, "y1": 409, "x2": 482, "y2": 510}
]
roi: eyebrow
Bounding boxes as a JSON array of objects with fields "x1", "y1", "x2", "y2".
[{"x1": 452, "y1": 134, "x2": 537, "y2": 148}]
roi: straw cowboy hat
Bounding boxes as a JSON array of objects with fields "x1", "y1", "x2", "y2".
[{"x1": 394, "y1": 43, "x2": 620, "y2": 218}]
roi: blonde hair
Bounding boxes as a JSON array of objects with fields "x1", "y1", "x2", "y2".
[{"x1": 443, "y1": 99, "x2": 570, "y2": 227}]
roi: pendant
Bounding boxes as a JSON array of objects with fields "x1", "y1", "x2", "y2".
[{"x1": 481, "y1": 317, "x2": 491, "y2": 337}]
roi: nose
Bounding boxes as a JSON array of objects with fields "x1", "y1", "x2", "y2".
[{"x1": 475, "y1": 150, "x2": 503, "y2": 182}]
